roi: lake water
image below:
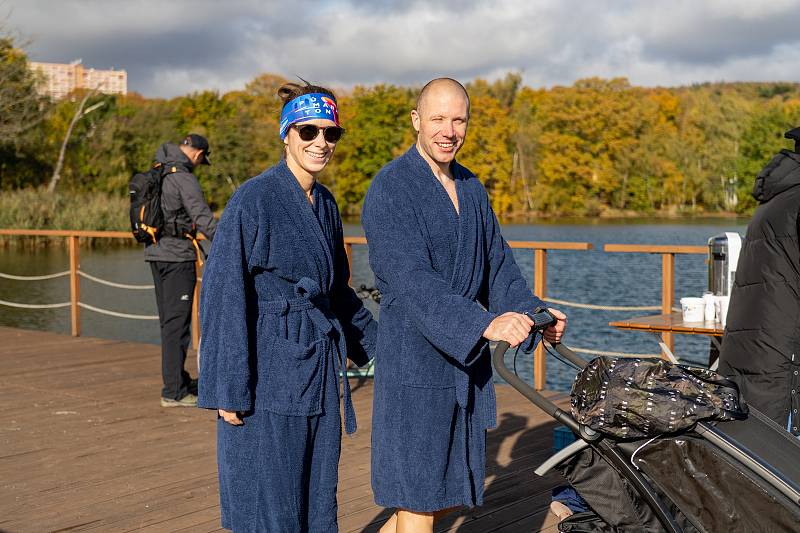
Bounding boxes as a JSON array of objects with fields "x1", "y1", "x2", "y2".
[{"x1": 0, "y1": 218, "x2": 748, "y2": 392}]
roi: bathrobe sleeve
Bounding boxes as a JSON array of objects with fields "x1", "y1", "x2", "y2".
[
  {"x1": 485, "y1": 201, "x2": 546, "y2": 314},
  {"x1": 363, "y1": 180, "x2": 495, "y2": 367},
  {"x1": 197, "y1": 196, "x2": 261, "y2": 411},
  {"x1": 330, "y1": 215, "x2": 377, "y2": 368},
  {"x1": 483, "y1": 194, "x2": 546, "y2": 352}
]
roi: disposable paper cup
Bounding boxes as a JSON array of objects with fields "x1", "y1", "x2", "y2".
[
  {"x1": 680, "y1": 297, "x2": 704, "y2": 322},
  {"x1": 703, "y1": 292, "x2": 716, "y2": 321},
  {"x1": 714, "y1": 296, "x2": 730, "y2": 327}
]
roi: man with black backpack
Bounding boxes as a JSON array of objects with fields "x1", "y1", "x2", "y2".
[{"x1": 136, "y1": 134, "x2": 217, "y2": 407}]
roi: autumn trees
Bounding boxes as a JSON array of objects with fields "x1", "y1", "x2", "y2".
[{"x1": 1, "y1": 39, "x2": 799, "y2": 220}]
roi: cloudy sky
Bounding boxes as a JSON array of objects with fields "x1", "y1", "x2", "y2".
[{"x1": 6, "y1": 0, "x2": 800, "y2": 98}]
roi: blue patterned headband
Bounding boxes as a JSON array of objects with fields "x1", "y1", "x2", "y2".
[{"x1": 279, "y1": 93, "x2": 340, "y2": 139}]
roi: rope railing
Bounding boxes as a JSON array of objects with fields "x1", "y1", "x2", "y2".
[
  {"x1": 562, "y1": 344, "x2": 661, "y2": 359},
  {"x1": 0, "y1": 270, "x2": 70, "y2": 281},
  {"x1": 78, "y1": 270, "x2": 154, "y2": 290},
  {"x1": 0, "y1": 298, "x2": 71, "y2": 309},
  {"x1": 542, "y1": 297, "x2": 661, "y2": 312},
  {"x1": 353, "y1": 288, "x2": 666, "y2": 313},
  {"x1": 78, "y1": 302, "x2": 158, "y2": 320}
]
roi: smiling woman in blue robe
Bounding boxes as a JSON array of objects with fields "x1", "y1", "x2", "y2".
[
  {"x1": 198, "y1": 82, "x2": 377, "y2": 532},
  {"x1": 362, "y1": 78, "x2": 567, "y2": 533}
]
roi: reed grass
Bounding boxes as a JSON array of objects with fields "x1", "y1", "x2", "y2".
[{"x1": 0, "y1": 188, "x2": 130, "y2": 246}]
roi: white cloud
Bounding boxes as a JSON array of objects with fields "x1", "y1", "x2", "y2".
[{"x1": 6, "y1": 0, "x2": 800, "y2": 97}]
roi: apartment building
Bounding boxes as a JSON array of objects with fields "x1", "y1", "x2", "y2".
[{"x1": 30, "y1": 60, "x2": 127, "y2": 99}]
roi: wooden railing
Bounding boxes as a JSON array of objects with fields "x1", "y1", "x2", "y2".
[
  {"x1": 1, "y1": 229, "x2": 593, "y2": 390},
  {"x1": 603, "y1": 244, "x2": 707, "y2": 353},
  {"x1": 4, "y1": 231, "x2": 719, "y2": 389},
  {"x1": 0, "y1": 229, "x2": 205, "y2": 348}
]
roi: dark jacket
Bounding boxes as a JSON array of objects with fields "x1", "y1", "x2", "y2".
[
  {"x1": 144, "y1": 143, "x2": 217, "y2": 262},
  {"x1": 719, "y1": 148, "x2": 800, "y2": 434}
]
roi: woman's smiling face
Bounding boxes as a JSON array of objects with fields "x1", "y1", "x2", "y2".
[{"x1": 284, "y1": 118, "x2": 338, "y2": 180}]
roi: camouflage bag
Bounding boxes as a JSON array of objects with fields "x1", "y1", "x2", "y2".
[{"x1": 571, "y1": 356, "x2": 748, "y2": 439}]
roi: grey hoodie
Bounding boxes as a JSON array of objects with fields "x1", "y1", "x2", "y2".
[{"x1": 144, "y1": 143, "x2": 217, "y2": 262}]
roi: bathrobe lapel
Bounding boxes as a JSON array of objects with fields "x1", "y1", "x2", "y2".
[
  {"x1": 274, "y1": 161, "x2": 334, "y2": 289},
  {"x1": 408, "y1": 151, "x2": 496, "y2": 428}
]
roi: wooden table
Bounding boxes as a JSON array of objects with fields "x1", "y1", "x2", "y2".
[{"x1": 609, "y1": 311, "x2": 724, "y2": 366}]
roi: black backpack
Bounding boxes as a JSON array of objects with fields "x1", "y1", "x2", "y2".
[{"x1": 128, "y1": 163, "x2": 177, "y2": 244}]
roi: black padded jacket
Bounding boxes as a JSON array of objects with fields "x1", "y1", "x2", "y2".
[{"x1": 719, "y1": 148, "x2": 800, "y2": 434}]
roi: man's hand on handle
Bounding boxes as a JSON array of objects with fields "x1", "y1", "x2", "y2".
[
  {"x1": 483, "y1": 312, "x2": 534, "y2": 347},
  {"x1": 542, "y1": 308, "x2": 567, "y2": 344},
  {"x1": 483, "y1": 308, "x2": 567, "y2": 347}
]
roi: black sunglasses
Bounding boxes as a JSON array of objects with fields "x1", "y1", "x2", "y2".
[{"x1": 294, "y1": 124, "x2": 345, "y2": 143}]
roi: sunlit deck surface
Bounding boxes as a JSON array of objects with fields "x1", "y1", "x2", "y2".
[{"x1": 0, "y1": 326, "x2": 570, "y2": 532}]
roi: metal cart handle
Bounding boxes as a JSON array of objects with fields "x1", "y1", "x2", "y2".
[{"x1": 492, "y1": 338, "x2": 583, "y2": 432}]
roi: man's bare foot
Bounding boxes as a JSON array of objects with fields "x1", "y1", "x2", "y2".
[{"x1": 550, "y1": 500, "x2": 574, "y2": 521}]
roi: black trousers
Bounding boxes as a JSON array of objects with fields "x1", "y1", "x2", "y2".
[{"x1": 150, "y1": 261, "x2": 196, "y2": 400}]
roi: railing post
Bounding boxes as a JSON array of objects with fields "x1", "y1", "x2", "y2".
[
  {"x1": 192, "y1": 259, "x2": 201, "y2": 351},
  {"x1": 68, "y1": 235, "x2": 81, "y2": 337},
  {"x1": 534, "y1": 248, "x2": 547, "y2": 390},
  {"x1": 661, "y1": 252, "x2": 675, "y2": 356},
  {"x1": 345, "y1": 242, "x2": 353, "y2": 286}
]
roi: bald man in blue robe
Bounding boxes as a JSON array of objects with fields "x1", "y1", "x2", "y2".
[{"x1": 362, "y1": 78, "x2": 567, "y2": 532}]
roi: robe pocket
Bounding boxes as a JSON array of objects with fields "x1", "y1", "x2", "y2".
[
  {"x1": 254, "y1": 335, "x2": 327, "y2": 416},
  {"x1": 380, "y1": 298, "x2": 455, "y2": 388},
  {"x1": 399, "y1": 331, "x2": 455, "y2": 389}
]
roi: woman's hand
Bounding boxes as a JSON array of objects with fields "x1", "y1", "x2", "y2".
[
  {"x1": 218, "y1": 409, "x2": 244, "y2": 425},
  {"x1": 543, "y1": 308, "x2": 567, "y2": 344}
]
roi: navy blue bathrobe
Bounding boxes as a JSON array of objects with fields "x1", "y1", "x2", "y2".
[
  {"x1": 198, "y1": 160, "x2": 377, "y2": 532},
  {"x1": 362, "y1": 145, "x2": 545, "y2": 511}
]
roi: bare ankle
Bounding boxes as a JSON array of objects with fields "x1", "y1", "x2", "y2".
[
  {"x1": 379, "y1": 511, "x2": 398, "y2": 533},
  {"x1": 396, "y1": 509, "x2": 434, "y2": 533}
]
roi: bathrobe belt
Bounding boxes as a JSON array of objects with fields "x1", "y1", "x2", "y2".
[{"x1": 259, "y1": 277, "x2": 358, "y2": 434}]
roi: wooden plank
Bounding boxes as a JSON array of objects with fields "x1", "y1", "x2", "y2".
[
  {"x1": 69, "y1": 235, "x2": 81, "y2": 336},
  {"x1": 609, "y1": 312, "x2": 723, "y2": 336},
  {"x1": 343, "y1": 236, "x2": 368, "y2": 245},
  {"x1": 0, "y1": 327, "x2": 571, "y2": 533},
  {"x1": 604, "y1": 243, "x2": 706, "y2": 254},
  {"x1": 0, "y1": 229, "x2": 132, "y2": 238},
  {"x1": 3, "y1": 230, "x2": 593, "y2": 253},
  {"x1": 192, "y1": 259, "x2": 201, "y2": 350},
  {"x1": 534, "y1": 249, "x2": 547, "y2": 390},
  {"x1": 508, "y1": 241, "x2": 593, "y2": 251},
  {"x1": 661, "y1": 253, "x2": 675, "y2": 354},
  {"x1": 341, "y1": 235, "x2": 593, "y2": 252}
]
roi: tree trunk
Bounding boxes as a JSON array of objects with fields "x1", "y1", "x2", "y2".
[
  {"x1": 515, "y1": 141, "x2": 535, "y2": 210},
  {"x1": 47, "y1": 90, "x2": 95, "y2": 193}
]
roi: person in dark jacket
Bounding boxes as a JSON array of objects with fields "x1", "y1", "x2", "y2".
[
  {"x1": 719, "y1": 127, "x2": 800, "y2": 435},
  {"x1": 146, "y1": 134, "x2": 218, "y2": 407}
]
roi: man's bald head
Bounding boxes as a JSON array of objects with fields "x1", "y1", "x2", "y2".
[
  {"x1": 415, "y1": 78, "x2": 470, "y2": 118},
  {"x1": 411, "y1": 78, "x2": 470, "y2": 171}
]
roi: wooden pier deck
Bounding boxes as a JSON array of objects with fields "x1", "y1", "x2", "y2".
[{"x1": 0, "y1": 326, "x2": 569, "y2": 532}]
